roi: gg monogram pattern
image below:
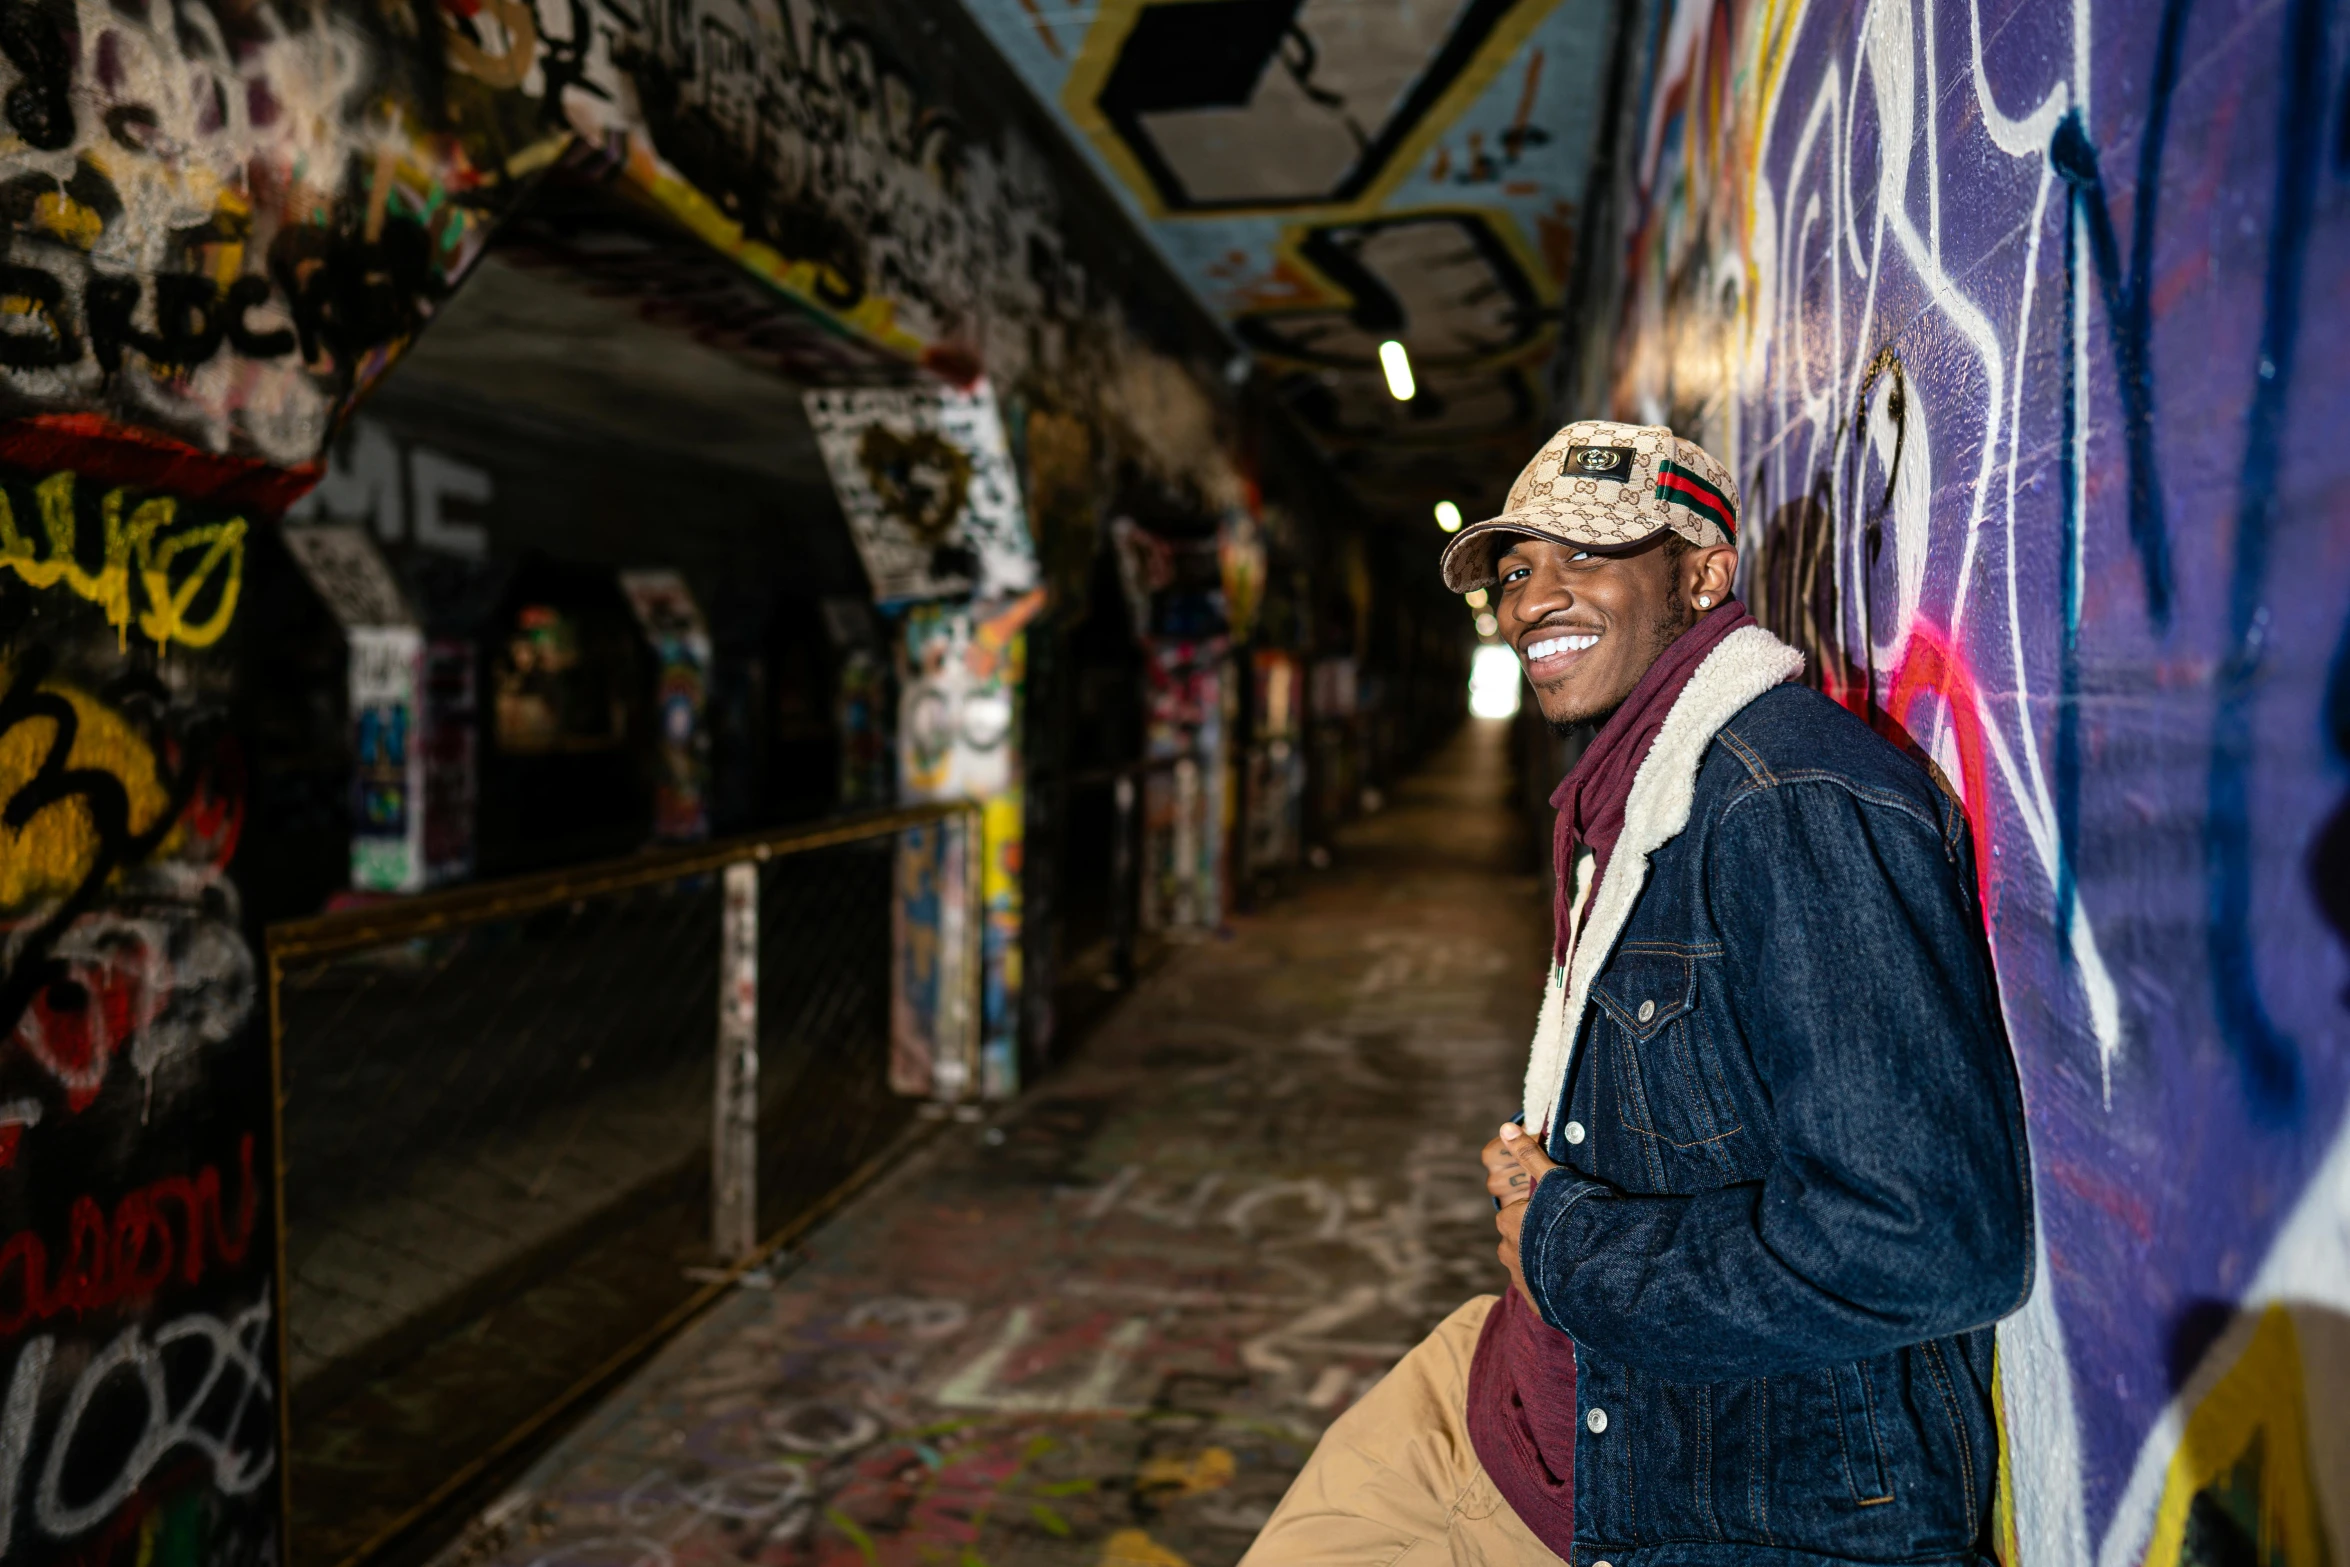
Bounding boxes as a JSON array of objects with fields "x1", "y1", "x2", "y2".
[{"x1": 1440, "y1": 419, "x2": 1741, "y2": 592}]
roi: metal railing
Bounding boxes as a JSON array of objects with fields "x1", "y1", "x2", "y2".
[{"x1": 264, "y1": 802, "x2": 981, "y2": 1567}]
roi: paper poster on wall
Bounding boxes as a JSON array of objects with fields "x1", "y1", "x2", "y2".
[
  {"x1": 1218, "y1": 508, "x2": 1266, "y2": 644},
  {"x1": 890, "y1": 817, "x2": 977, "y2": 1100},
  {"x1": 1107, "y1": 516, "x2": 1163, "y2": 636},
  {"x1": 805, "y1": 381, "x2": 1039, "y2": 605},
  {"x1": 1246, "y1": 650, "x2": 1304, "y2": 877},
  {"x1": 1111, "y1": 516, "x2": 1229, "y2": 639},
  {"x1": 350, "y1": 626, "x2": 426, "y2": 892},
  {"x1": 836, "y1": 651, "x2": 893, "y2": 808},
  {"x1": 280, "y1": 524, "x2": 432, "y2": 893},
  {"x1": 893, "y1": 590, "x2": 1045, "y2": 1098},
  {"x1": 897, "y1": 593, "x2": 1043, "y2": 803},
  {"x1": 281, "y1": 522, "x2": 412, "y2": 629},
  {"x1": 619, "y1": 570, "x2": 712, "y2": 842},
  {"x1": 1143, "y1": 637, "x2": 1230, "y2": 934}
]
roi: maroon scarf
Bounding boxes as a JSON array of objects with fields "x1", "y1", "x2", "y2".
[{"x1": 1550, "y1": 599, "x2": 1755, "y2": 961}]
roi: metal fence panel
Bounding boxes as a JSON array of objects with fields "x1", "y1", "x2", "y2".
[{"x1": 265, "y1": 805, "x2": 976, "y2": 1567}]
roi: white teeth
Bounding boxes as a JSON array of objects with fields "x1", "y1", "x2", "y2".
[{"x1": 1525, "y1": 634, "x2": 1600, "y2": 660}]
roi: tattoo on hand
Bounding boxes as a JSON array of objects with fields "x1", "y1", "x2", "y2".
[{"x1": 1511, "y1": 1174, "x2": 1527, "y2": 1188}]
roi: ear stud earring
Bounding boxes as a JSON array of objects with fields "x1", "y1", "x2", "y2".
[{"x1": 1697, "y1": 595, "x2": 1713, "y2": 609}]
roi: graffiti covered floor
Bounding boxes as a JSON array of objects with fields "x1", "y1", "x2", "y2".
[{"x1": 431, "y1": 720, "x2": 1545, "y2": 1567}]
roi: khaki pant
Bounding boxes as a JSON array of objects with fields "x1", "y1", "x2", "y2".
[{"x1": 1242, "y1": 1296, "x2": 1565, "y2": 1567}]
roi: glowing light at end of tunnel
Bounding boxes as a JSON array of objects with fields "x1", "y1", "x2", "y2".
[
  {"x1": 1470, "y1": 643, "x2": 1522, "y2": 719},
  {"x1": 1380, "y1": 340, "x2": 1416, "y2": 401},
  {"x1": 1474, "y1": 612, "x2": 1499, "y2": 638},
  {"x1": 1434, "y1": 500, "x2": 1462, "y2": 532}
]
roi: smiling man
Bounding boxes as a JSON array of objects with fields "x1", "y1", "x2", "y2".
[{"x1": 1242, "y1": 420, "x2": 2033, "y2": 1567}]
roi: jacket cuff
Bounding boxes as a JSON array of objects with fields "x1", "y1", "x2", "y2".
[{"x1": 1522, "y1": 1168, "x2": 1607, "y2": 1333}]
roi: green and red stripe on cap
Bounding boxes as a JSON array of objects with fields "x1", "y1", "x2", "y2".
[{"x1": 1656, "y1": 460, "x2": 1736, "y2": 537}]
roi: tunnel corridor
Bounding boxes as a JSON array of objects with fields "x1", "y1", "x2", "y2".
[
  {"x1": 0, "y1": 1, "x2": 2342, "y2": 1566},
  {"x1": 430, "y1": 721, "x2": 1543, "y2": 1567}
]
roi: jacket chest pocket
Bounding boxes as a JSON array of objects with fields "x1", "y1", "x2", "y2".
[{"x1": 1591, "y1": 950, "x2": 1741, "y2": 1186}]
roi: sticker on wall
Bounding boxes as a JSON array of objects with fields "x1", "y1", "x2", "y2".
[
  {"x1": 619, "y1": 570, "x2": 713, "y2": 842},
  {"x1": 806, "y1": 381, "x2": 1040, "y2": 606}
]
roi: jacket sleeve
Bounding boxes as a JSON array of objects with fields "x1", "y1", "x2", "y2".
[{"x1": 1517, "y1": 776, "x2": 2034, "y2": 1380}]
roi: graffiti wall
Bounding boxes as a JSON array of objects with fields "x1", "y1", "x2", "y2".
[
  {"x1": 0, "y1": 0, "x2": 1256, "y2": 498},
  {"x1": 0, "y1": 0, "x2": 559, "y2": 472},
  {"x1": 0, "y1": 462, "x2": 269, "y2": 1567},
  {"x1": 1583, "y1": 2, "x2": 2350, "y2": 1564}
]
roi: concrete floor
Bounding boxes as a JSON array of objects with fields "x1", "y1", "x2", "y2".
[{"x1": 433, "y1": 718, "x2": 1548, "y2": 1567}]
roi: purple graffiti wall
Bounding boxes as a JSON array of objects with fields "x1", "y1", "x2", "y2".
[{"x1": 1590, "y1": 0, "x2": 2350, "y2": 1562}]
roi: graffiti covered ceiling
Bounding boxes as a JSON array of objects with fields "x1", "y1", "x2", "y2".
[{"x1": 953, "y1": 0, "x2": 1616, "y2": 523}]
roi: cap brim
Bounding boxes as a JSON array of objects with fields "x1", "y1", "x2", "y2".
[
  {"x1": 1438, "y1": 514, "x2": 1670, "y2": 592},
  {"x1": 1438, "y1": 520, "x2": 1535, "y2": 593}
]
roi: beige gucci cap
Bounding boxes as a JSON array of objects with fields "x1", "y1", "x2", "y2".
[{"x1": 1439, "y1": 419, "x2": 1740, "y2": 592}]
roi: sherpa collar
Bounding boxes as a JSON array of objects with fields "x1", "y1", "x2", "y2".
[{"x1": 1521, "y1": 624, "x2": 1806, "y2": 1130}]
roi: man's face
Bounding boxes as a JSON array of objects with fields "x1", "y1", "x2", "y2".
[{"x1": 1492, "y1": 533, "x2": 1736, "y2": 728}]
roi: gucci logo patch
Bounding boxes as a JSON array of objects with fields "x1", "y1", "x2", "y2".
[{"x1": 1564, "y1": 445, "x2": 1635, "y2": 481}]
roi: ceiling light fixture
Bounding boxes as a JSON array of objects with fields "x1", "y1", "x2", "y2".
[
  {"x1": 1379, "y1": 340, "x2": 1416, "y2": 401},
  {"x1": 1434, "y1": 500, "x2": 1462, "y2": 532}
]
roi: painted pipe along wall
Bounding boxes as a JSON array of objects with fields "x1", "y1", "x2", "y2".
[{"x1": 1575, "y1": 2, "x2": 2350, "y2": 1565}]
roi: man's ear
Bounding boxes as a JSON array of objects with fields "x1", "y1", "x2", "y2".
[{"x1": 1689, "y1": 543, "x2": 1738, "y2": 607}]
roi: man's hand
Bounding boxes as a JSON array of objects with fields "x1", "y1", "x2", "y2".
[{"x1": 1482, "y1": 1122, "x2": 1559, "y2": 1309}]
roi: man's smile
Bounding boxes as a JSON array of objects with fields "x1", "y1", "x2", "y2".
[{"x1": 1520, "y1": 629, "x2": 1602, "y2": 674}]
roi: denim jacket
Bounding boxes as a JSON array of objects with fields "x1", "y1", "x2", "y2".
[{"x1": 1517, "y1": 630, "x2": 2033, "y2": 1567}]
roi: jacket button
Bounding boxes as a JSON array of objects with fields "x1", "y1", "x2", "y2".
[
  {"x1": 1563, "y1": 1120, "x2": 1586, "y2": 1145},
  {"x1": 1594, "y1": 1561, "x2": 1614, "y2": 1567},
  {"x1": 1586, "y1": 1406, "x2": 1608, "y2": 1434},
  {"x1": 1637, "y1": 999, "x2": 1656, "y2": 1022}
]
